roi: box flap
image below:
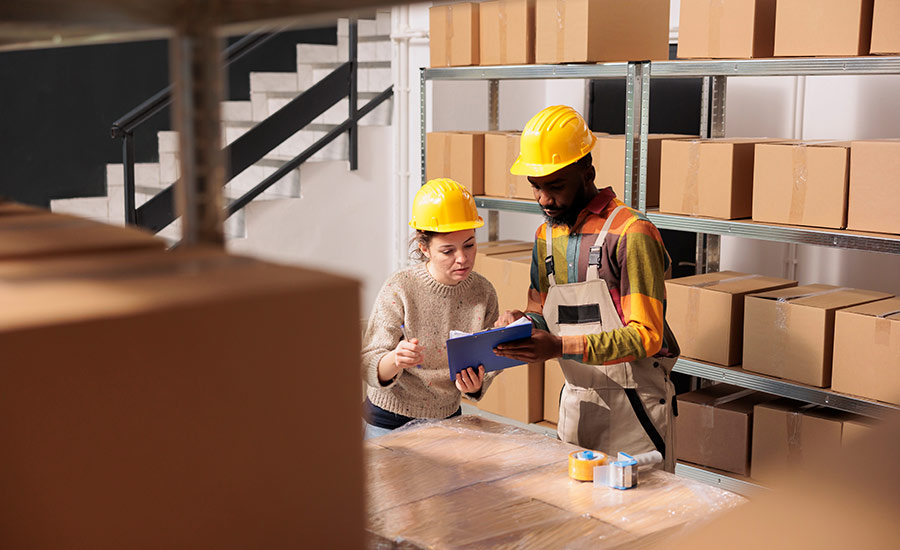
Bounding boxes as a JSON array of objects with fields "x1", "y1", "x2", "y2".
[
  {"x1": 668, "y1": 271, "x2": 795, "y2": 295},
  {"x1": 677, "y1": 383, "x2": 747, "y2": 406},
  {"x1": 748, "y1": 284, "x2": 891, "y2": 310},
  {"x1": 838, "y1": 297, "x2": 900, "y2": 319},
  {"x1": 757, "y1": 140, "x2": 850, "y2": 149},
  {"x1": 0, "y1": 248, "x2": 357, "y2": 333}
]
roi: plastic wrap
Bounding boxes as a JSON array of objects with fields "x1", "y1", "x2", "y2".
[{"x1": 366, "y1": 416, "x2": 745, "y2": 548}]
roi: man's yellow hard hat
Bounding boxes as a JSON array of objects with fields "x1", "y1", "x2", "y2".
[
  {"x1": 510, "y1": 105, "x2": 596, "y2": 177},
  {"x1": 409, "y1": 178, "x2": 484, "y2": 232}
]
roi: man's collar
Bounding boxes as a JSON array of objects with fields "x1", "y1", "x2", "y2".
[{"x1": 586, "y1": 186, "x2": 616, "y2": 215}]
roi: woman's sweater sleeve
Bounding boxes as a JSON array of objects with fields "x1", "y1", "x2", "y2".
[{"x1": 361, "y1": 278, "x2": 404, "y2": 389}]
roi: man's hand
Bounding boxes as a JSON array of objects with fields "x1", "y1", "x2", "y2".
[
  {"x1": 455, "y1": 365, "x2": 485, "y2": 394},
  {"x1": 493, "y1": 329, "x2": 562, "y2": 363},
  {"x1": 494, "y1": 309, "x2": 526, "y2": 327}
]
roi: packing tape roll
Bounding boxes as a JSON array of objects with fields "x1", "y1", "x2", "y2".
[{"x1": 568, "y1": 450, "x2": 608, "y2": 481}]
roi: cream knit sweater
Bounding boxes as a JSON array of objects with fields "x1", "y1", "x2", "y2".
[{"x1": 362, "y1": 263, "x2": 500, "y2": 419}]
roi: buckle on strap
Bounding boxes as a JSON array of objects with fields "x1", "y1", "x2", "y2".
[
  {"x1": 588, "y1": 246, "x2": 602, "y2": 267},
  {"x1": 544, "y1": 256, "x2": 555, "y2": 276}
]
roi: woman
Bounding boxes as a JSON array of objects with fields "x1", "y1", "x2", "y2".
[{"x1": 361, "y1": 178, "x2": 499, "y2": 439}]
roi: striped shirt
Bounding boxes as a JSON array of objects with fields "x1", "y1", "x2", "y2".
[{"x1": 525, "y1": 188, "x2": 677, "y2": 365}]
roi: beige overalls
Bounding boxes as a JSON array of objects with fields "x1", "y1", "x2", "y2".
[{"x1": 543, "y1": 206, "x2": 676, "y2": 472}]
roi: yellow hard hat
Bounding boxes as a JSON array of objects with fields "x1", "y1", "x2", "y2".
[
  {"x1": 409, "y1": 178, "x2": 484, "y2": 232},
  {"x1": 510, "y1": 105, "x2": 597, "y2": 177}
]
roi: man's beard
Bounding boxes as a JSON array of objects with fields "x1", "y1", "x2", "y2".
[{"x1": 542, "y1": 186, "x2": 588, "y2": 228}]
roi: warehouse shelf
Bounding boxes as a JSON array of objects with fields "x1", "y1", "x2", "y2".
[
  {"x1": 646, "y1": 211, "x2": 900, "y2": 255},
  {"x1": 674, "y1": 462, "x2": 767, "y2": 498},
  {"x1": 474, "y1": 196, "x2": 542, "y2": 215},
  {"x1": 424, "y1": 63, "x2": 630, "y2": 81},
  {"x1": 651, "y1": 56, "x2": 900, "y2": 77},
  {"x1": 672, "y1": 358, "x2": 900, "y2": 419}
]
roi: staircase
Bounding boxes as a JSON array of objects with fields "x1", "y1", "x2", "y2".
[{"x1": 51, "y1": 11, "x2": 394, "y2": 244}]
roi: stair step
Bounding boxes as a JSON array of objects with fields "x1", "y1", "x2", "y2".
[
  {"x1": 296, "y1": 43, "x2": 342, "y2": 64},
  {"x1": 50, "y1": 196, "x2": 110, "y2": 222},
  {"x1": 221, "y1": 100, "x2": 253, "y2": 123},
  {"x1": 106, "y1": 162, "x2": 161, "y2": 189},
  {"x1": 249, "y1": 71, "x2": 300, "y2": 94}
]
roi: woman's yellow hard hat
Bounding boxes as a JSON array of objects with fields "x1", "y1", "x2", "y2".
[
  {"x1": 510, "y1": 105, "x2": 596, "y2": 177},
  {"x1": 409, "y1": 178, "x2": 484, "y2": 232}
]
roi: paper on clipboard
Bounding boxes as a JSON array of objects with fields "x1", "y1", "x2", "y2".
[{"x1": 446, "y1": 317, "x2": 533, "y2": 381}]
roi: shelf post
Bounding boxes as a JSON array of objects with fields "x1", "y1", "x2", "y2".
[{"x1": 624, "y1": 62, "x2": 649, "y2": 210}]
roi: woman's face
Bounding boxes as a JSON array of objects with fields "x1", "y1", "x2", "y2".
[{"x1": 421, "y1": 229, "x2": 477, "y2": 286}]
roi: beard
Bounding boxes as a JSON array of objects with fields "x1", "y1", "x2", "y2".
[{"x1": 542, "y1": 185, "x2": 589, "y2": 228}]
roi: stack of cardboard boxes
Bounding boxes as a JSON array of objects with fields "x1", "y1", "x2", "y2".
[
  {"x1": 430, "y1": 0, "x2": 670, "y2": 68},
  {"x1": 0, "y1": 202, "x2": 365, "y2": 548},
  {"x1": 678, "y1": 0, "x2": 900, "y2": 58},
  {"x1": 666, "y1": 267, "x2": 895, "y2": 481},
  {"x1": 657, "y1": 137, "x2": 900, "y2": 236},
  {"x1": 467, "y1": 240, "x2": 545, "y2": 424}
]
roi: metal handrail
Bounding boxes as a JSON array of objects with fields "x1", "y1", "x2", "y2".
[
  {"x1": 123, "y1": 18, "x2": 394, "y2": 235},
  {"x1": 110, "y1": 28, "x2": 279, "y2": 138}
]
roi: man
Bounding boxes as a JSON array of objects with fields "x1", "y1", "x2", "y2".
[{"x1": 494, "y1": 105, "x2": 680, "y2": 470}]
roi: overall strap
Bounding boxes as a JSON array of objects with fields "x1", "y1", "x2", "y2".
[
  {"x1": 586, "y1": 205, "x2": 629, "y2": 281},
  {"x1": 543, "y1": 223, "x2": 557, "y2": 287}
]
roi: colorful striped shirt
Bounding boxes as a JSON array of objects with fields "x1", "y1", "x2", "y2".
[{"x1": 525, "y1": 188, "x2": 677, "y2": 365}]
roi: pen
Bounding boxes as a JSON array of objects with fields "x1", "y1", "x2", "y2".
[{"x1": 400, "y1": 324, "x2": 422, "y2": 368}]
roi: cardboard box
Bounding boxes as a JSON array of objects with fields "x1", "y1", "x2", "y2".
[
  {"x1": 677, "y1": 0, "x2": 777, "y2": 59},
  {"x1": 543, "y1": 358, "x2": 565, "y2": 423},
  {"x1": 592, "y1": 134, "x2": 697, "y2": 208},
  {"x1": 675, "y1": 384, "x2": 777, "y2": 475},
  {"x1": 474, "y1": 246, "x2": 543, "y2": 423},
  {"x1": 752, "y1": 141, "x2": 850, "y2": 229},
  {"x1": 0, "y1": 200, "x2": 42, "y2": 217},
  {"x1": 426, "y1": 131, "x2": 485, "y2": 195},
  {"x1": 841, "y1": 418, "x2": 882, "y2": 447},
  {"x1": 659, "y1": 138, "x2": 773, "y2": 219},
  {"x1": 743, "y1": 284, "x2": 893, "y2": 387},
  {"x1": 484, "y1": 131, "x2": 533, "y2": 199},
  {"x1": 535, "y1": 0, "x2": 670, "y2": 64},
  {"x1": 871, "y1": 0, "x2": 900, "y2": 54},
  {"x1": 774, "y1": 0, "x2": 875, "y2": 57},
  {"x1": 0, "y1": 248, "x2": 363, "y2": 548},
  {"x1": 430, "y1": 3, "x2": 480, "y2": 67},
  {"x1": 751, "y1": 400, "x2": 857, "y2": 484},
  {"x1": 480, "y1": 0, "x2": 535, "y2": 65},
  {"x1": 0, "y1": 211, "x2": 163, "y2": 261},
  {"x1": 832, "y1": 297, "x2": 900, "y2": 405},
  {"x1": 665, "y1": 271, "x2": 797, "y2": 366},
  {"x1": 848, "y1": 140, "x2": 900, "y2": 234}
]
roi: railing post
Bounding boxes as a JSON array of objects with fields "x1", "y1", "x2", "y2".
[
  {"x1": 170, "y1": 11, "x2": 226, "y2": 246},
  {"x1": 122, "y1": 132, "x2": 137, "y2": 225},
  {"x1": 348, "y1": 17, "x2": 359, "y2": 170}
]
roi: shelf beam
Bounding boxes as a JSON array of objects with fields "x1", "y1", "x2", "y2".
[
  {"x1": 651, "y1": 57, "x2": 900, "y2": 77},
  {"x1": 675, "y1": 462, "x2": 767, "y2": 498},
  {"x1": 647, "y1": 212, "x2": 900, "y2": 255},
  {"x1": 424, "y1": 63, "x2": 629, "y2": 81},
  {"x1": 672, "y1": 358, "x2": 900, "y2": 418}
]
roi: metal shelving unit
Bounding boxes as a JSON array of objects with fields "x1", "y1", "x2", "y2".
[
  {"x1": 422, "y1": 55, "x2": 900, "y2": 493},
  {"x1": 422, "y1": 61, "x2": 651, "y2": 209}
]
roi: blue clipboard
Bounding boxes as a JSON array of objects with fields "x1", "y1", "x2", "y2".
[{"x1": 446, "y1": 320, "x2": 533, "y2": 381}]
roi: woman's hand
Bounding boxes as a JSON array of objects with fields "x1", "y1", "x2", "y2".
[
  {"x1": 377, "y1": 338, "x2": 424, "y2": 383},
  {"x1": 455, "y1": 365, "x2": 485, "y2": 394},
  {"x1": 494, "y1": 309, "x2": 525, "y2": 327}
]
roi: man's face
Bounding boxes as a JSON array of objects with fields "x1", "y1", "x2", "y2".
[{"x1": 528, "y1": 161, "x2": 594, "y2": 228}]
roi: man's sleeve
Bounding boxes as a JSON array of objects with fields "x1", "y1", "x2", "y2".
[{"x1": 563, "y1": 219, "x2": 666, "y2": 365}]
